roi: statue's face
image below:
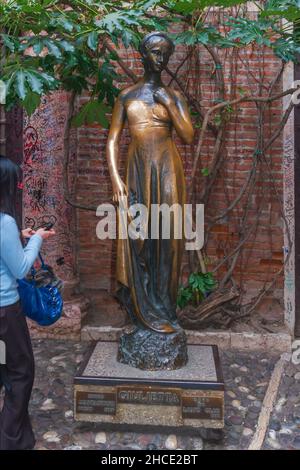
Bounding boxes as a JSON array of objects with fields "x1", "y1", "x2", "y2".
[{"x1": 143, "y1": 37, "x2": 172, "y2": 72}]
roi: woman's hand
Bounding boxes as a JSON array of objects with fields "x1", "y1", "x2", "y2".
[
  {"x1": 112, "y1": 176, "x2": 128, "y2": 205},
  {"x1": 35, "y1": 228, "x2": 56, "y2": 240},
  {"x1": 22, "y1": 228, "x2": 36, "y2": 238},
  {"x1": 153, "y1": 87, "x2": 173, "y2": 108}
]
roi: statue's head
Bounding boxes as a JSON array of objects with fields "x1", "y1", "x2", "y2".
[{"x1": 139, "y1": 32, "x2": 175, "y2": 72}]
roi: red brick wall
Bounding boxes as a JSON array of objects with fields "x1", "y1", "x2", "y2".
[{"x1": 76, "y1": 35, "x2": 284, "y2": 318}]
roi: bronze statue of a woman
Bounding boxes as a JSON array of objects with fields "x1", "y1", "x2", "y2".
[{"x1": 106, "y1": 32, "x2": 194, "y2": 370}]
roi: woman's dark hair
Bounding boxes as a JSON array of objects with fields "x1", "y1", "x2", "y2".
[
  {"x1": 0, "y1": 156, "x2": 21, "y2": 220},
  {"x1": 139, "y1": 32, "x2": 175, "y2": 57}
]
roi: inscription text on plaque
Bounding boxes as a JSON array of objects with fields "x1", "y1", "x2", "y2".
[
  {"x1": 76, "y1": 391, "x2": 116, "y2": 415},
  {"x1": 117, "y1": 386, "x2": 181, "y2": 406}
]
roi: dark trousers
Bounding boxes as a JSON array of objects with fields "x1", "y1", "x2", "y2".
[{"x1": 0, "y1": 301, "x2": 35, "y2": 450}]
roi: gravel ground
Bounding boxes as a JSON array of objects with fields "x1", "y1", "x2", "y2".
[
  {"x1": 0, "y1": 339, "x2": 286, "y2": 450},
  {"x1": 262, "y1": 359, "x2": 300, "y2": 450}
]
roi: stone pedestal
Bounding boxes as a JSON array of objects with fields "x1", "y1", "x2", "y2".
[
  {"x1": 118, "y1": 327, "x2": 188, "y2": 370},
  {"x1": 74, "y1": 341, "x2": 224, "y2": 430}
]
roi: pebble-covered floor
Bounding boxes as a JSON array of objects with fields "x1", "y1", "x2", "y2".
[
  {"x1": 1, "y1": 339, "x2": 299, "y2": 450},
  {"x1": 262, "y1": 359, "x2": 300, "y2": 450}
]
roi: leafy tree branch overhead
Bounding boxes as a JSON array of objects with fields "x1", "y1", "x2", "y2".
[{"x1": 0, "y1": 0, "x2": 299, "y2": 119}]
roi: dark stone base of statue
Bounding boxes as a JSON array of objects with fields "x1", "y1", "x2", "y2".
[{"x1": 117, "y1": 327, "x2": 188, "y2": 370}]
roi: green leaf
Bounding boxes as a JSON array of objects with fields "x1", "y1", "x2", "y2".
[
  {"x1": 177, "y1": 285, "x2": 193, "y2": 309},
  {"x1": 97, "y1": 102, "x2": 111, "y2": 127},
  {"x1": 197, "y1": 31, "x2": 209, "y2": 44},
  {"x1": 26, "y1": 71, "x2": 43, "y2": 94},
  {"x1": 62, "y1": 75, "x2": 88, "y2": 94},
  {"x1": 174, "y1": 30, "x2": 197, "y2": 46},
  {"x1": 32, "y1": 40, "x2": 44, "y2": 55},
  {"x1": 108, "y1": 50, "x2": 119, "y2": 61},
  {"x1": 171, "y1": 0, "x2": 247, "y2": 15},
  {"x1": 16, "y1": 70, "x2": 26, "y2": 100},
  {"x1": 122, "y1": 30, "x2": 133, "y2": 49},
  {"x1": 44, "y1": 39, "x2": 62, "y2": 58},
  {"x1": 38, "y1": 72, "x2": 57, "y2": 86},
  {"x1": 72, "y1": 100, "x2": 111, "y2": 128},
  {"x1": 96, "y1": 11, "x2": 141, "y2": 34},
  {"x1": 87, "y1": 31, "x2": 99, "y2": 51},
  {"x1": 187, "y1": 271, "x2": 217, "y2": 300},
  {"x1": 261, "y1": 5, "x2": 300, "y2": 22},
  {"x1": 60, "y1": 19, "x2": 74, "y2": 32},
  {"x1": 135, "y1": 0, "x2": 163, "y2": 10},
  {"x1": 49, "y1": 14, "x2": 75, "y2": 32},
  {"x1": 2, "y1": 34, "x2": 16, "y2": 52},
  {"x1": 201, "y1": 167, "x2": 210, "y2": 176},
  {"x1": 59, "y1": 40, "x2": 75, "y2": 53},
  {"x1": 22, "y1": 91, "x2": 41, "y2": 116}
]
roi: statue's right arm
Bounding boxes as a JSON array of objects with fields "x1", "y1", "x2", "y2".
[{"x1": 106, "y1": 95, "x2": 127, "y2": 203}]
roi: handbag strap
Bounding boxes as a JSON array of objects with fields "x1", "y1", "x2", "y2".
[
  {"x1": 24, "y1": 237, "x2": 46, "y2": 276},
  {"x1": 38, "y1": 252, "x2": 46, "y2": 269}
]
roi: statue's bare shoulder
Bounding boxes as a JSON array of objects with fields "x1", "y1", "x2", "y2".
[{"x1": 118, "y1": 82, "x2": 145, "y2": 105}]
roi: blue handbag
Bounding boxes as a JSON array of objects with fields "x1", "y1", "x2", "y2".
[{"x1": 17, "y1": 252, "x2": 63, "y2": 326}]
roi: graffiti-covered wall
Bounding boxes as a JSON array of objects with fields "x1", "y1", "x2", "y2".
[
  {"x1": 22, "y1": 92, "x2": 76, "y2": 283},
  {"x1": 6, "y1": 107, "x2": 23, "y2": 225},
  {"x1": 22, "y1": 91, "x2": 88, "y2": 339}
]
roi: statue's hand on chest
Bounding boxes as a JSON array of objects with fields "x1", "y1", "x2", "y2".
[
  {"x1": 153, "y1": 87, "x2": 173, "y2": 108},
  {"x1": 125, "y1": 86, "x2": 171, "y2": 123}
]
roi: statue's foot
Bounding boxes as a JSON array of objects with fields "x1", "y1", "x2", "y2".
[{"x1": 151, "y1": 320, "x2": 178, "y2": 334}]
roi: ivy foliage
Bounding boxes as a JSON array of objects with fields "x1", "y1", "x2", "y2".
[
  {"x1": 0, "y1": 0, "x2": 299, "y2": 120},
  {"x1": 0, "y1": 0, "x2": 167, "y2": 120}
]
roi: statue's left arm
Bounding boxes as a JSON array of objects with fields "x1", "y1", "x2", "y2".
[{"x1": 154, "y1": 88, "x2": 194, "y2": 144}]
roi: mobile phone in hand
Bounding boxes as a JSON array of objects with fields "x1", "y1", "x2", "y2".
[
  {"x1": 35, "y1": 222, "x2": 55, "y2": 231},
  {"x1": 43, "y1": 222, "x2": 54, "y2": 231}
]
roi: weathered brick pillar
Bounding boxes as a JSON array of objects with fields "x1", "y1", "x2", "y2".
[
  {"x1": 22, "y1": 91, "x2": 88, "y2": 340},
  {"x1": 283, "y1": 62, "x2": 296, "y2": 336}
]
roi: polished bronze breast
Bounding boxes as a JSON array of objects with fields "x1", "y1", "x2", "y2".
[{"x1": 125, "y1": 100, "x2": 171, "y2": 129}]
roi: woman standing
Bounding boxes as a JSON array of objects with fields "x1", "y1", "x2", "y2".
[{"x1": 0, "y1": 156, "x2": 55, "y2": 450}]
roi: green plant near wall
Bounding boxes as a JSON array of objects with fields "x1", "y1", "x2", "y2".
[{"x1": 177, "y1": 271, "x2": 217, "y2": 309}]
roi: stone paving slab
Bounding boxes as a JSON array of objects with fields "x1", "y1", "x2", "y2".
[
  {"x1": 0, "y1": 339, "x2": 281, "y2": 450},
  {"x1": 262, "y1": 358, "x2": 300, "y2": 450}
]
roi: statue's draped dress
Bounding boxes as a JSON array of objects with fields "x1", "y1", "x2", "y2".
[{"x1": 116, "y1": 97, "x2": 186, "y2": 334}]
